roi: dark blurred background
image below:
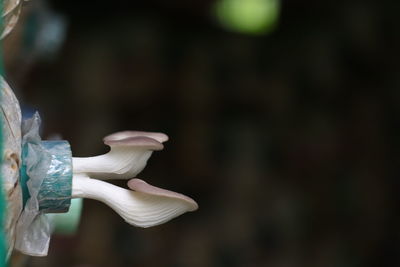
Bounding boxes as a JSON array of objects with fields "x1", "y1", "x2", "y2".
[{"x1": 4, "y1": 0, "x2": 400, "y2": 266}]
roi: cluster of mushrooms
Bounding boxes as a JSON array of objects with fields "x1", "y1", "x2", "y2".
[{"x1": 0, "y1": 0, "x2": 197, "y2": 258}]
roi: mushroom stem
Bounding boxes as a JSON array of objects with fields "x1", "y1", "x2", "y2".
[
  {"x1": 71, "y1": 175, "x2": 197, "y2": 228},
  {"x1": 72, "y1": 149, "x2": 153, "y2": 180}
]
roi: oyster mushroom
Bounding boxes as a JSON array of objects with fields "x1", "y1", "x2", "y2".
[
  {"x1": 71, "y1": 131, "x2": 198, "y2": 227},
  {"x1": 72, "y1": 131, "x2": 168, "y2": 180},
  {"x1": 72, "y1": 176, "x2": 197, "y2": 227}
]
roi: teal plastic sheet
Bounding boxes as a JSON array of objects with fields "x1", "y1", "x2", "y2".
[{"x1": 15, "y1": 113, "x2": 72, "y2": 256}]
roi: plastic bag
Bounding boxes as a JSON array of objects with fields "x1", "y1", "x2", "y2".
[
  {"x1": 14, "y1": 113, "x2": 73, "y2": 256},
  {"x1": 14, "y1": 113, "x2": 52, "y2": 256}
]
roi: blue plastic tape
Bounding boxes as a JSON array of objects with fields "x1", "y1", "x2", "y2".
[{"x1": 20, "y1": 140, "x2": 72, "y2": 213}]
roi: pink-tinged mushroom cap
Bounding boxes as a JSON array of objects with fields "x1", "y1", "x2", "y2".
[
  {"x1": 104, "y1": 131, "x2": 169, "y2": 144},
  {"x1": 104, "y1": 136, "x2": 164, "y2": 151},
  {"x1": 128, "y1": 179, "x2": 198, "y2": 211}
]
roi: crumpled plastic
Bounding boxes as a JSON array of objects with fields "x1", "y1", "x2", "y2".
[
  {"x1": 14, "y1": 112, "x2": 73, "y2": 256},
  {"x1": 14, "y1": 113, "x2": 51, "y2": 256},
  {"x1": 1, "y1": 76, "x2": 23, "y2": 259}
]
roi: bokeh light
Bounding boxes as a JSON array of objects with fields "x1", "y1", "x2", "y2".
[{"x1": 214, "y1": 0, "x2": 280, "y2": 35}]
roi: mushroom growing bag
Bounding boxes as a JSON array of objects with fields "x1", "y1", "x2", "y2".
[{"x1": 15, "y1": 113, "x2": 72, "y2": 256}]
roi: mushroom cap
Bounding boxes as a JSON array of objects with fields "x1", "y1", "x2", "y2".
[
  {"x1": 128, "y1": 179, "x2": 198, "y2": 211},
  {"x1": 104, "y1": 136, "x2": 164, "y2": 151},
  {"x1": 104, "y1": 131, "x2": 169, "y2": 144}
]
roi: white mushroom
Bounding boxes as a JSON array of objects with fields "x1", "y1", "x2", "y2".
[
  {"x1": 72, "y1": 175, "x2": 197, "y2": 227},
  {"x1": 73, "y1": 131, "x2": 168, "y2": 180}
]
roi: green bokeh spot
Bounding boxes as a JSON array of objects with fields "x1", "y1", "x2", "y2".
[{"x1": 215, "y1": 0, "x2": 280, "y2": 35}]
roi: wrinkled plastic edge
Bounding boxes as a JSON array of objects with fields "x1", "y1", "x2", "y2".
[
  {"x1": 15, "y1": 112, "x2": 51, "y2": 256},
  {"x1": 14, "y1": 112, "x2": 73, "y2": 256}
]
